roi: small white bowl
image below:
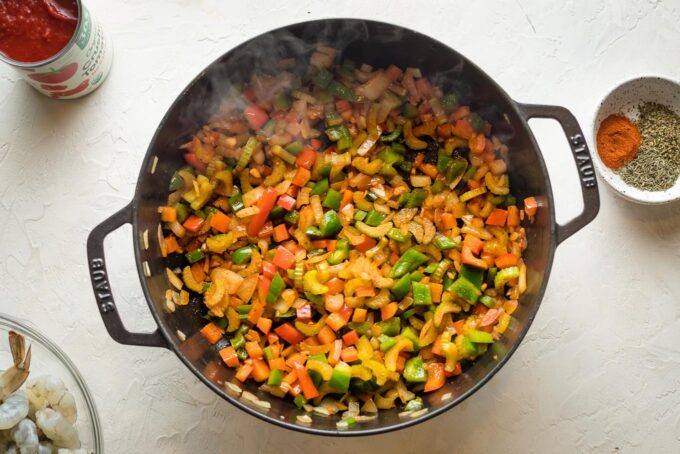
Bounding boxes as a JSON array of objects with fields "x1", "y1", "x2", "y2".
[{"x1": 591, "y1": 76, "x2": 680, "y2": 204}]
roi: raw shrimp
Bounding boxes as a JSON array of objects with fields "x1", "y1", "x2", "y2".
[
  {"x1": 0, "y1": 392, "x2": 28, "y2": 430},
  {"x1": 11, "y1": 418, "x2": 38, "y2": 454},
  {"x1": 0, "y1": 332, "x2": 31, "y2": 402},
  {"x1": 35, "y1": 409, "x2": 79, "y2": 450},
  {"x1": 25, "y1": 376, "x2": 76, "y2": 424}
]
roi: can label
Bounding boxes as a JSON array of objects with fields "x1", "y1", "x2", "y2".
[{"x1": 15, "y1": 4, "x2": 113, "y2": 100}]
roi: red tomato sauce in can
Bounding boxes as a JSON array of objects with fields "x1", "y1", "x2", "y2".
[{"x1": 0, "y1": 0, "x2": 79, "y2": 62}]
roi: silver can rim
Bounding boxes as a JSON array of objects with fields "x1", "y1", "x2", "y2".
[{"x1": 0, "y1": 0, "x2": 84, "y2": 68}]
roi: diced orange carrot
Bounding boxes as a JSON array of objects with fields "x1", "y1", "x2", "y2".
[
  {"x1": 160, "y1": 206, "x2": 177, "y2": 223},
  {"x1": 381, "y1": 302, "x2": 398, "y2": 321},
  {"x1": 269, "y1": 357, "x2": 286, "y2": 371},
  {"x1": 296, "y1": 148, "x2": 317, "y2": 170},
  {"x1": 273, "y1": 224, "x2": 290, "y2": 242},
  {"x1": 209, "y1": 210, "x2": 231, "y2": 232},
  {"x1": 310, "y1": 138, "x2": 322, "y2": 150},
  {"x1": 245, "y1": 341, "x2": 263, "y2": 359},
  {"x1": 486, "y1": 208, "x2": 508, "y2": 226},
  {"x1": 256, "y1": 317, "x2": 272, "y2": 334},
  {"x1": 494, "y1": 253, "x2": 519, "y2": 269},
  {"x1": 317, "y1": 325, "x2": 336, "y2": 345},
  {"x1": 507, "y1": 205, "x2": 520, "y2": 227},
  {"x1": 272, "y1": 245, "x2": 295, "y2": 269},
  {"x1": 274, "y1": 323, "x2": 305, "y2": 345},
  {"x1": 219, "y1": 346, "x2": 240, "y2": 368},
  {"x1": 429, "y1": 283, "x2": 443, "y2": 303},
  {"x1": 352, "y1": 308, "x2": 367, "y2": 323},
  {"x1": 396, "y1": 355, "x2": 406, "y2": 372},
  {"x1": 328, "y1": 339, "x2": 342, "y2": 366},
  {"x1": 453, "y1": 320, "x2": 465, "y2": 335},
  {"x1": 164, "y1": 236, "x2": 179, "y2": 254},
  {"x1": 463, "y1": 235, "x2": 484, "y2": 255},
  {"x1": 326, "y1": 312, "x2": 348, "y2": 332},
  {"x1": 294, "y1": 363, "x2": 319, "y2": 399},
  {"x1": 247, "y1": 303, "x2": 264, "y2": 325},
  {"x1": 325, "y1": 278, "x2": 345, "y2": 295},
  {"x1": 340, "y1": 347, "x2": 358, "y2": 363},
  {"x1": 183, "y1": 215, "x2": 204, "y2": 233},
  {"x1": 235, "y1": 364, "x2": 253, "y2": 382},
  {"x1": 340, "y1": 190, "x2": 354, "y2": 210},
  {"x1": 200, "y1": 323, "x2": 222, "y2": 344},
  {"x1": 355, "y1": 286, "x2": 376, "y2": 298},
  {"x1": 431, "y1": 335, "x2": 443, "y2": 356},
  {"x1": 441, "y1": 213, "x2": 456, "y2": 230},
  {"x1": 424, "y1": 363, "x2": 445, "y2": 392},
  {"x1": 251, "y1": 358, "x2": 270, "y2": 382},
  {"x1": 524, "y1": 197, "x2": 538, "y2": 217},
  {"x1": 336, "y1": 99, "x2": 352, "y2": 112},
  {"x1": 342, "y1": 330, "x2": 359, "y2": 346},
  {"x1": 292, "y1": 167, "x2": 311, "y2": 187}
]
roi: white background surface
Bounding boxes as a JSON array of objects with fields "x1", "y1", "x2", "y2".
[{"x1": 1, "y1": 1, "x2": 679, "y2": 452}]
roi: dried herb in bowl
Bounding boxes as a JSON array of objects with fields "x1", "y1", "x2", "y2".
[{"x1": 617, "y1": 103, "x2": 680, "y2": 191}]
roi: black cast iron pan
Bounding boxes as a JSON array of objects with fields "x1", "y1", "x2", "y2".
[{"x1": 87, "y1": 19, "x2": 599, "y2": 435}]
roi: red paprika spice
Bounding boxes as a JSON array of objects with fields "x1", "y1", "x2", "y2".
[{"x1": 596, "y1": 114, "x2": 641, "y2": 169}]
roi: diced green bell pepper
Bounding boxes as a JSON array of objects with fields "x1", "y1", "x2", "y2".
[
  {"x1": 327, "y1": 238, "x2": 349, "y2": 265},
  {"x1": 329, "y1": 362, "x2": 351, "y2": 393},
  {"x1": 173, "y1": 203, "x2": 190, "y2": 223},
  {"x1": 389, "y1": 248, "x2": 429, "y2": 278},
  {"x1": 459, "y1": 265, "x2": 484, "y2": 288},
  {"x1": 494, "y1": 266, "x2": 520, "y2": 292},
  {"x1": 380, "y1": 127, "x2": 402, "y2": 142},
  {"x1": 468, "y1": 329, "x2": 494, "y2": 343},
  {"x1": 285, "y1": 141, "x2": 303, "y2": 155},
  {"x1": 412, "y1": 282, "x2": 432, "y2": 306},
  {"x1": 325, "y1": 124, "x2": 352, "y2": 150},
  {"x1": 228, "y1": 193, "x2": 244, "y2": 212},
  {"x1": 376, "y1": 317, "x2": 400, "y2": 336},
  {"x1": 364, "y1": 210, "x2": 387, "y2": 227},
  {"x1": 319, "y1": 210, "x2": 341, "y2": 237},
  {"x1": 401, "y1": 326, "x2": 420, "y2": 352},
  {"x1": 431, "y1": 180, "x2": 446, "y2": 194},
  {"x1": 293, "y1": 394, "x2": 307, "y2": 408},
  {"x1": 169, "y1": 171, "x2": 185, "y2": 191},
  {"x1": 390, "y1": 274, "x2": 413, "y2": 300},
  {"x1": 185, "y1": 249, "x2": 204, "y2": 264},
  {"x1": 347, "y1": 321, "x2": 372, "y2": 336},
  {"x1": 231, "y1": 246, "x2": 255, "y2": 265},
  {"x1": 323, "y1": 188, "x2": 342, "y2": 211},
  {"x1": 263, "y1": 346, "x2": 275, "y2": 361},
  {"x1": 480, "y1": 295, "x2": 495, "y2": 308},
  {"x1": 387, "y1": 228, "x2": 411, "y2": 243},
  {"x1": 378, "y1": 334, "x2": 398, "y2": 352},
  {"x1": 284, "y1": 209, "x2": 299, "y2": 225},
  {"x1": 404, "y1": 188, "x2": 427, "y2": 208},
  {"x1": 313, "y1": 68, "x2": 333, "y2": 89},
  {"x1": 266, "y1": 273, "x2": 285, "y2": 304},
  {"x1": 449, "y1": 277, "x2": 481, "y2": 304},
  {"x1": 403, "y1": 356, "x2": 427, "y2": 383},
  {"x1": 268, "y1": 368, "x2": 284, "y2": 386},
  {"x1": 402, "y1": 103, "x2": 419, "y2": 119},
  {"x1": 328, "y1": 80, "x2": 359, "y2": 102},
  {"x1": 273, "y1": 93, "x2": 290, "y2": 111},
  {"x1": 434, "y1": 234, "x2": 458, "y2": 251},
  {"x1": 310, "y1": 179, "x2": 329, "y2": 196}
]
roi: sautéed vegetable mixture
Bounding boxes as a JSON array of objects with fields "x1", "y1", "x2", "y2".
[{"x1": 159, "y1": 46, "x2": 536, "y2": 423}]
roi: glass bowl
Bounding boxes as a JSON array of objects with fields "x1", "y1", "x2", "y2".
[{"x1": 0, "y1": 313, "x2": 103, "y2": 453}]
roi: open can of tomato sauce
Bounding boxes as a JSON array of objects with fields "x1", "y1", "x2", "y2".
[{"x1": 0, "y1": 0, "x2": 112, "y2": 99}]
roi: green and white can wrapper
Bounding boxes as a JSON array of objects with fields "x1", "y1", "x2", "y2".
[{"x1": 0, "y1": 0, "x2": 113, "y2": 100}]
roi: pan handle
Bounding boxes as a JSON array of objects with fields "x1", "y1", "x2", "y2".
[
  {"x1": 517, "y1": 103, "x2": 600, "y2": 245},
  {"x1": 87, "y1": 202, "x2": 169, "y2": 348}
]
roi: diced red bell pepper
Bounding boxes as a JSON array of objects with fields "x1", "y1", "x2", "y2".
[
  {"x1": 247, "y1": 188, "x2": 278, "y2": 236},
  {"x1": 183, "y1": 153, "x2": 207, "y2": 172},
  {"x1": 183, "y1": 215, "x2": 205, "y2": 233},
  {"x1": 274, "y1": 323, "x2": 305, "y2": 345},
  {"x1": 296, "y1": 148, "x2": 317, "y2": 170},
  {"x1": 276, "y1": 194, "x2": 297, "y2": 211},
  {"x1": 296, "y1": 304, "x2": 312, "y2": 321},
  {"x1": 244, "y1": 104, "x2": 269, "y2": 130},
  {"x1": 261, "y1": 261, "x2": 277, "y2": 279},
  {"x1": 272, "y1": 246, "x2": 295, "y2": 270}
]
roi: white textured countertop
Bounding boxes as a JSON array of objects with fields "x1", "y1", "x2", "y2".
[{"x1": 1, "y1": 1, "x2": 679, "y2": 452}]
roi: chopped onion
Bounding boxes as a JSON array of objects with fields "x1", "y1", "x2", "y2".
[
  {"x1": 409, "y1": 408, "x2": 429, "y2": 418},
  {"x1": 356, "y1": 71, "x2": 391, "y2": 101},
  {"x1": 224, "y1": 382, "x2": 243, "y2": 395},
  {"x1": 157, "y1": 224, "x2": 167, "y2": 257},
  {"x1": 440, "y1": 392, "x2": 452, "y2": 402},
  {"x1": 361, "y1": 399, "x2": 378, "y2": 413},
  {"x1": 176, "y1": 330, "x2": 187, "y2": 342},
  {"x1": 169, "y1": 221, "x2": 186, "y2": 238},
  {"x1": 296, "y1": 414, "x2": 312, "y2": 425},
  {"x1": 150, "y1": 155, "x2": 159, "y2": 174},
  {"x1": 166, "y1": 268, "x2": 183, "y2": 291},
  {"x1": 142, "y1": 261, "x2": 151, "y2": 277},
  {"x1": 142, "y1": 229, "x2": 149, "y2": 250},
  {"x1": 410, "y1": 175, "x2": 432, "y2": 188},
  {"x1": 241, "y1": 391, "x2": 271, "y2": 410}
]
